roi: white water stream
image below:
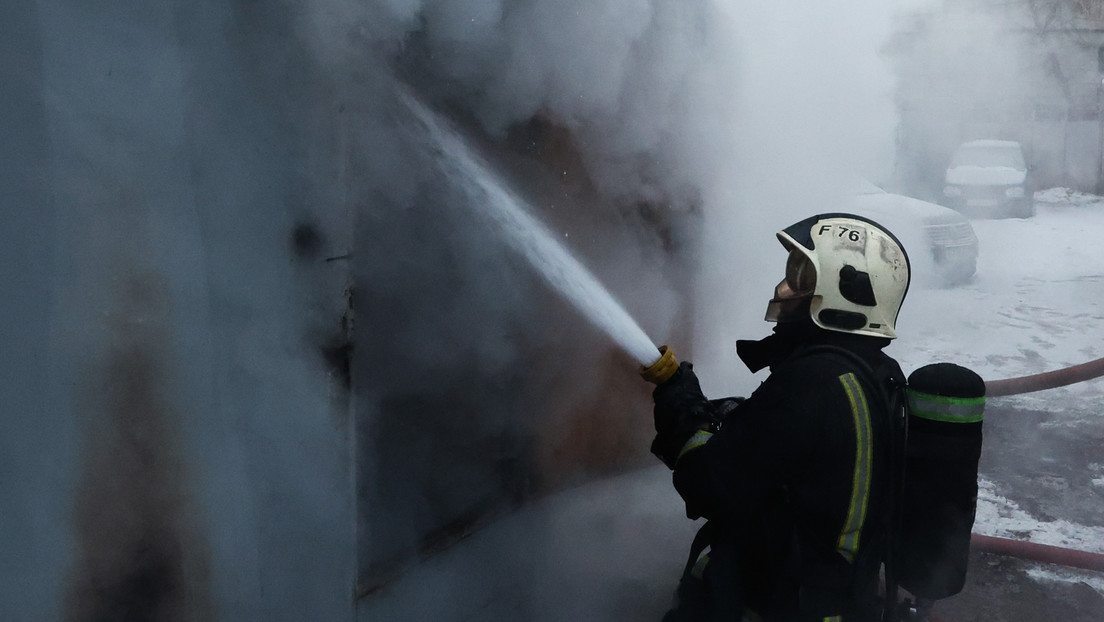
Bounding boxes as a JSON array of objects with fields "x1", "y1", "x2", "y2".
[{"x1": 402, "y1": 92, "x2": 662, "y2": 367}]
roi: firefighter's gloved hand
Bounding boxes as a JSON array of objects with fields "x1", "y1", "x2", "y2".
[
  {"x1": 651, "y1": 362, "x2": 714, "y2": 469},
  {"x1": 653, "y1": 362, "x2": 709, "y2": 421}
]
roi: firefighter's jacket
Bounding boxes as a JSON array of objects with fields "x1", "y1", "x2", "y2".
[{"x1": 668, "y1": 328, "x2": 904, "y2": 621}]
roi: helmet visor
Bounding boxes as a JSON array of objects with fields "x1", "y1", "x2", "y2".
[
  {"x1": 764, "y1": 250, "x2": 816, "y2": 322},
  {"x1": 785, "y1": 249, "x2": 816, "y2": 296}
]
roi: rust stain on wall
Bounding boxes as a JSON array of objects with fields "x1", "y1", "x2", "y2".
[{"x1": 65, "y1": 271, "x2": 215, "y2": 622}]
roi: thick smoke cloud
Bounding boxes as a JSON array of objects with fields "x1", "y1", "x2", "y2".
[
  {"x1": 305, "y1": 0, "x2": 928, "y2": 395},
  {"x1": 0, "y1": 0, "x2": 966, "y2": 619},
  {"x1": 312, "y1": 1, "x2": 737, "y2": 208},
  {"x1": 295, "y1": 2, "x2": 943, "y2": 605},
  {"x1": 325, "y1": 2, "x2": 1104, "y2": 616},
  {"x1": 891, "y1": 1, "x2": 1104, "y2": 198}
]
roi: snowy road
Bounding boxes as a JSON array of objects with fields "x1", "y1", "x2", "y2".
[
  {"x1": 895, "y1": 188, "x2": 1104, "y2": 414},
  {"x1": 362, "y1": 190, "x2": 1104, "y2": 620}
]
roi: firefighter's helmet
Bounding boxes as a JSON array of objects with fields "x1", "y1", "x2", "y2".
[{"x1": 765, "y1": 213, "x2": 910, "y2": 339}]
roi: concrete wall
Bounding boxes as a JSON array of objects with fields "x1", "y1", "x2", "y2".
[{"x1": 1, "y1": 2, "x2": 356, "y2": 619}]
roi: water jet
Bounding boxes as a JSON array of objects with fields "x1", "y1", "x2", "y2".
[{"x1": 402, "y1": 90, "x2": 676, "y2": 378}]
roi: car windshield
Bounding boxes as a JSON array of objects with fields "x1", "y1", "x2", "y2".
[{"x1": 950, "y1": 144, "x2": 1025, "y2": 170}]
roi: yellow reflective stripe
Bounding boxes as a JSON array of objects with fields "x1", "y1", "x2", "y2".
[
  {"x1": 823, "y1": 617, "x2": 842, "y2": 622},
  {"x1": 691, "y1": 550, "x2": 710, "y2": 579},
  {"x1": 836, "y1": 373, "x2": 872, "y2": 563},
  {"x1": 677, "y1": 430, "x2": 714, "y2": 462}
]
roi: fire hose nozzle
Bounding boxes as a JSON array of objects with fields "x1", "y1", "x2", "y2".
[{"x1": 640, "y1": 345, "x2": 679, "y2": 384}]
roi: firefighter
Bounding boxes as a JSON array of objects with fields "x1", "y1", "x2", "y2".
[{"x1": 652, "y1": 213, "x2": 910, "y2": 621}]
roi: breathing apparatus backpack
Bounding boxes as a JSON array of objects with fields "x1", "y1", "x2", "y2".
[
  {"x1": 889, "y1": 363, "x2": 986, "y2": 614},
  {"x1": 805, "y1": 348, "x2": 985, "y2": 619},
  {"x1": 795, "y1": 348, "x2": 986, "y2": 620}
]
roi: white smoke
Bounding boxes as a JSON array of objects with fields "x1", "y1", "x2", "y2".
[{"x1": 303, "y1": 0, "x2": 930, "y2": 394}]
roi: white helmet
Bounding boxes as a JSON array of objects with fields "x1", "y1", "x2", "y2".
[{"x1": 765, "y1": 213, "x2": 911, "y2": 339}]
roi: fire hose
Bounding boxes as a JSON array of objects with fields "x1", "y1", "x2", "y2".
[
  {"x1": 970, "y1": 534, "x2": 1104, "y2": 573},
  {"x1": 984, "y1": 355, "x2": 1104, "y2": 397},
  {"x1": 976, "y1": 358, "x2": 1104, "y2": 569}
]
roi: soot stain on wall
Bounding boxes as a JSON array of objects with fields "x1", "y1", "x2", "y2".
[{"x1": 65, "y1": 270, "x2": 215, "y2": 622}]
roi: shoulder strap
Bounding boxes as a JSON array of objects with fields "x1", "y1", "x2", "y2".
[
  {"x1": 791, "y1": 344, "x2": 907, "y2": 436},
  {"x1": 793, "y1": 345, "x2": 894, "y2": 403}
]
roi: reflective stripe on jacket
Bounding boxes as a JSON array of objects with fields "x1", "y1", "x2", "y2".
[{"x1": 669, "y1": 334, "x2": 902, "y2": 621}]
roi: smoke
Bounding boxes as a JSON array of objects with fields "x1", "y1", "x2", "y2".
[
  {"x1": 289, "y1": 0, "x2": 947, "y2": 610},
  {"x1": 303, "y1": 1, "x2": 928, "y2": 399},
  {"x1": 6, "y1": 0, "x2": 1019, "y2": 618},
  {"x1": 309, "y1": 1, "x2": 729, "y2": 205},
  {"x1": 314, "y1": 2, "x2": 1104, "y2": 615},
  {"x1": 891, "y1": 1, "x2": 1104, "y2": 196},
  {"x1": 690, "y1": 1, "x2": 914, "y2": 393}
]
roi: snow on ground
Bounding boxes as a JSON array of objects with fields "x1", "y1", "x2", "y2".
[
  {"x1": 975, "y1": 477, "x2": 1104, "y2": 554},
  {"x1": 893, "y1": 189, "x2": 1104, "y2": 416},
  {"x1": 976, "y1": 476, "x2": 1104, "y2": 595},
  {"x1": 895, "y1": 188, "x2": 1104, "y2": 598}
]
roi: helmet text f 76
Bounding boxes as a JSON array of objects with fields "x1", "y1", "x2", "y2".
[{"x1": 765, "y1": 213, "x2": 910, "y2": 339}]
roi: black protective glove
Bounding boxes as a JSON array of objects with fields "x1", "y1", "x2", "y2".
[{"x1": 650, "y1": 361, "x2": 717, "y2": 469}]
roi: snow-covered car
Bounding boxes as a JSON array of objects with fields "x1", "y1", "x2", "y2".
[
  {"x1": 942, "y1": 140, "x2": 1035, "y2": 218},
  {"x1": 852, "y1": 180, "x2": 978, "y2": 286}
]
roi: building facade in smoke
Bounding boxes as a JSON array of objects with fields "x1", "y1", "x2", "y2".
[
  {"x1": 352, "y1": 65, "x2": 700, "y2": 600},
  {"x1": 1, "y1": 1, "x2": 699, "y2": 619}
]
